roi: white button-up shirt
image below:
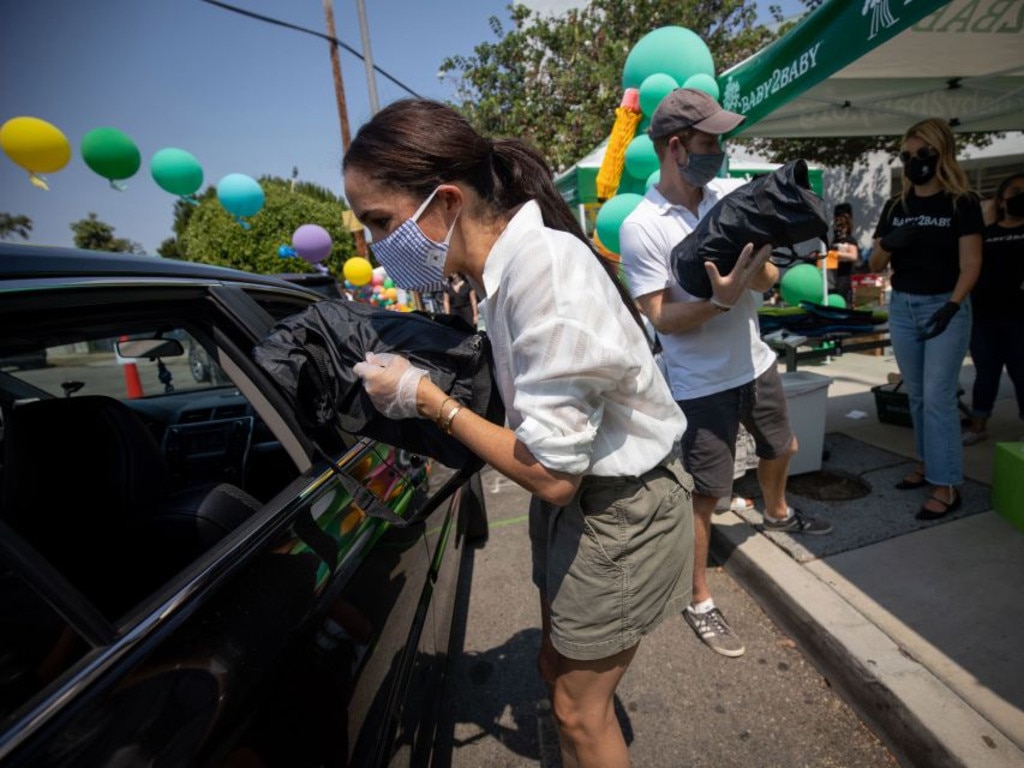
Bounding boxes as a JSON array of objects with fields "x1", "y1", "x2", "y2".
[{"x1": 479, "y1": 201, "x2": 685, "y2": 477}]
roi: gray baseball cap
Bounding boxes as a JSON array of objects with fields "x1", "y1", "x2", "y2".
[{"x1": 648, "y1": 87, "x2": 745, "y2": 139}]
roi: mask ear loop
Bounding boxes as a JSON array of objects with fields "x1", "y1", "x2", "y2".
[{"x1": 411, "y1": 187, "x2": 441, "y2": 222}]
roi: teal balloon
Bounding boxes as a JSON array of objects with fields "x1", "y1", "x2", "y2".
[
  {"x1": 683, "y1": 72, "x2": 720, "y2": 101},
  {"x1": 217, "y1": 173, "x2": 264, "y2": 218},
  {"x1": 595, "y1": 193, "x2": 644, "y2": 255},
  {"x1": 780, "y1": 264, "x2": 825, "y2": 306},
  {"x1": 826, "y1": 293, "x2": 847, "y2": 308},
  {"x1": 645, "y1": 169, "x2": 660, "y2": 190},
  {"x1": 80, "y1": 127, "x2": 140, "y2": 183},
  {"x1": 150, "y1": 147, "x2": 203, "y2": 197},
  {"x1": 639, "y1": 72, "x2": 679, "y2": 117},
  {"x1": 622, "y1": 26, "x2": 715, "y2": 91},
  {"x1": 623, "y1": 134, "x2": 659, "y2": 182}
]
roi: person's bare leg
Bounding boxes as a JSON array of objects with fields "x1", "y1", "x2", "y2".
[
  {"x1": 758, "y1": 436, "x2": 797, "y2": 521},
  {"x1": 538, "y1": 596, "x2": 579, "y2": 768},
  {"x1": 550, "y1": 644, "x2": 638, "y2": 768},
  {"x1": 691, "y1": 493, "x2": 717, "y2": 603}
]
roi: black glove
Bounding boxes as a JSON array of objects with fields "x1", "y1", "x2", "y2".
[
  {"x1": 919, "y1": 301, "x2": 960, "y2": 341},
  {"x1": 880, "y1": 226, "x2": 920, "y2": 252}
]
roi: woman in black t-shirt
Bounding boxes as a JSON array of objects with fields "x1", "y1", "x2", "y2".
[
  {"x1": 442, "y1": 272, "x2": 478, "y2": 329},
  {"x1": 870, "y1": 117, "x2": 983, "y2": 521},
  {"x1": 963, "y1": 172, "x2": 1024, "y2": 445},
  {"x1": 829, "y1": 203, "x2": 860, "y2": 306}
]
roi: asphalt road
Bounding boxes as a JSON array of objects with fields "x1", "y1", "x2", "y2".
[{"x1": 441, "y1": 466, "x2": 899, "y2": 768}]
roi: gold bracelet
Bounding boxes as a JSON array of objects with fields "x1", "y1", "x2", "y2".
[
  {"x1": 441, "y1": 404, "x2": 463, "y2": 435},
  {"x1": 436, "y1": 396, "x2": 455, "y2": 429}
]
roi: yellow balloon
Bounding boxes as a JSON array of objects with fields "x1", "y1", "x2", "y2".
[
  {"x1": 0, "y1": 117, "x2": 72, "y2": 176},
  {"x1": 343, "y1": 256, "x2": 373, "y2": 286}
]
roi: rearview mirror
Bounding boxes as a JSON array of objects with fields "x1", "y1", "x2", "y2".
[{"x1": 116, "y1": 338, "x2": 185, "y2": 360}]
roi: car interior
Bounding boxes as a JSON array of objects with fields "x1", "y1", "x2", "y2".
[{"x1": 0, "y1": 288, "x2": 433, "y2": 727}]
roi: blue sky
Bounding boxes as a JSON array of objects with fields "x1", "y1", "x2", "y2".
[{"x1": 1, "y1": 1, "x2": 801, "y2": 255}]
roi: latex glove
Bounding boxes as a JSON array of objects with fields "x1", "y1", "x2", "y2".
[
  {"x1": 880, "y1": 226, "x2": 920, "y2": 252},
  {"x1": 919, "y1": 301, "x2": 960, "y2": 341},
  {"x1": 352, "y1": 351, "x2": 428, "y2": 420},
  {"x1": 707, "y1": 242, "x2": 773, "y2": 310}
]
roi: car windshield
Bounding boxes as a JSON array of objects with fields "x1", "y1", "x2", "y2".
[{"x1": 4, "y1": 329, "x2": 229, "y2": 401}]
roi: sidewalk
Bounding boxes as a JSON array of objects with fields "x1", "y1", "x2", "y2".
[{"x1": 712, "y1": 348, "x2": 1024, "y2": 768}]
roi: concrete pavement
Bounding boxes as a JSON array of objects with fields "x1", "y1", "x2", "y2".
[{"x1": 713, "y1": 348, "x2": 1024, "y2": 767}]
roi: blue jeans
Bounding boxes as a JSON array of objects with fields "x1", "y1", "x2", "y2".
[{"x1": 888, "y1": 290, "x2": 971, "y2": 486}]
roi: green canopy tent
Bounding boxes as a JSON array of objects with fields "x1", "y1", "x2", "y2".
[{"x1": 718, "y1": 0, "x2": 1024, "y2": 138}]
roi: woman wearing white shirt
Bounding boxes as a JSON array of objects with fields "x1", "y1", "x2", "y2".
[{"x1": 346, "y1": 98, "x2": 693, "y2": 768}]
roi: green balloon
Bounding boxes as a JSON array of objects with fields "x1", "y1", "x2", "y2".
[
  {"x1": 622, "y1": 26, "x2": 715, "y2": 91},
  {"x1": 826, "y1": 292, "x2": 847, "y2": 308},
  {"x1": 639, "y1": 72, "x2": 679, "y2": 118},
  {"x1": 150, "y1": 147, "x2": 203, "y2": 197},
  {"x1": 645, "y1": 169, "x2": 660, "y2": 190},
  {"x1": 780, "y1": 264, "x2": 825, "y2": 306},
  {"x1": 683, "y1": 72, "x2": 720, "y2": 101},
  {"x1": 595, "y1": 193, "x2": 644, "y2": 255},
  {"x1": 80, "y1": 127, "x2": 140, "y2": 182},
  {"x1": 623, "y1": 134, "x2": 660, "y2": 182}
]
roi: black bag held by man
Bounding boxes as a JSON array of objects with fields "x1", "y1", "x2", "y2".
[
  {"x1": 252, "y1": 299, "x2": 504, "y2": 471},
  {"x1": 671, "y1": 159, "x2": 829, "y2": 299}
]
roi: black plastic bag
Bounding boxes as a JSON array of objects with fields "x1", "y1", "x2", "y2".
[
  {"x1": 671, "y1": 159, "x2": 829, "y2": 299},
  {"x1": 252, "y1": 300, "x2": 504, "y2": 470}
]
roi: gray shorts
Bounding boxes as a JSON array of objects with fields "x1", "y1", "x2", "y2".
[
  {"x1": 530, "y1": 457, "x2": 694, "y2": 661},
  {"x1": 677, "y1": 365, "x2": 794, "y2": 499}
]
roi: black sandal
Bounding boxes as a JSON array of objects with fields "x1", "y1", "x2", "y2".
[
  {"x1": 916, "y1": 488, "x2": 962, "y2": 521},
  {"x1": 895, "y1": 469, "x2": 927, "y2": 490}
]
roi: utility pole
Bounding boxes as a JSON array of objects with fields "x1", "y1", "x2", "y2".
[
  {"x1": 355, "y1": 0, "x2": 379, "y2": 115},
  {"x1": 323, "y1": 0, "x2": 368, "y2": 258}
]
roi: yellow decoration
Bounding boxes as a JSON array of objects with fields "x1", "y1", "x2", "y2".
[
  {"x1": 0, "y1": 116, "x2": 72, "y2": 190},
  {"x1": 596, "y1": 90, "x2": 642, "y2": 201}
]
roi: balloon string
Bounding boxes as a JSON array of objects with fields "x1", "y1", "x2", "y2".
[
  {"x1": 234, "y1": 215, "x2": 251, "y2": 231},
  {"x1": 110, "y1": 180, "x2": 128, "y2": 191},
  {"x1": 29, "y1": 172, "x2": 49, "y2": 191}
]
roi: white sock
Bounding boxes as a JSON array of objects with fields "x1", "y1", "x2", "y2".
[
  {"x1": 770, "y1": 507, "x2": 795, "y2": 522},
  {"x1": 689, "y1": 598, "x2": 715, "y2": 614}
]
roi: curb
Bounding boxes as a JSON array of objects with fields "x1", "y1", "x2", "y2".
[{"x1": 710, "y1": 511, "x2": 1024, "y2": 768}]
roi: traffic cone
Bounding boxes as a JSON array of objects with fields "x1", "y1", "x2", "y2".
[
  {"x1": 118, "y1": 335, "x2": 144, "y2": 398},
  {"x1": 123, "y1": 361, "x2": 144, "y2": 398}
]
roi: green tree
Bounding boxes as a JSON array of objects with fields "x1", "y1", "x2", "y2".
[
  {"x1": 0, "y1": 212, "x2": 33, "y2": 241},
  {"x1": 178, "y1": 176, "x2": 357, "y2": 276},
  {"x1": 70, "y1": 213, "x2": 144, "y2": 253},
  {"x1": 439, "y1": 0, "x2": 783, "y2": 173}
]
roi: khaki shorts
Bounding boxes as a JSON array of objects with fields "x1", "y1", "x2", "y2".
[{"x1": 530, "y1": 457, "x2": 694, "y2": 661}]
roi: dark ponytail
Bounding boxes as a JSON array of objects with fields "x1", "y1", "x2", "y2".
[{"x1": 344, "y1": 99, "x2": 646, "y2": 334}]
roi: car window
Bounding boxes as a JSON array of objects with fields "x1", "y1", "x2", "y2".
[{"x1": 7, "y1": 330, "x2": 227, "y2": 401}]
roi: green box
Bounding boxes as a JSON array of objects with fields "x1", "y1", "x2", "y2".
[{"x1": 992, "y1": 442, "x2": 1024, "y2": 533}]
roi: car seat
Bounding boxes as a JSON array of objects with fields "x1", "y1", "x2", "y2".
[{"x1": 0, "y1": 395, "x2": 261, "y2": 619}]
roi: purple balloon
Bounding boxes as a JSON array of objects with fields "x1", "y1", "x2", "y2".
[{"x1": 291, "y1": 224, "x2": 332, "y2": 264}]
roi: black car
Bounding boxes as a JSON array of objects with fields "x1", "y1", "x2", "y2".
[{"x1": 0, "y1": 243, "x2": 486, "y2": 767}]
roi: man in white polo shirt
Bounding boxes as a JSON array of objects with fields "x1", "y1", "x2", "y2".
[{"x1": 620, "y1": 88, "x2": 833, "y2": 658}]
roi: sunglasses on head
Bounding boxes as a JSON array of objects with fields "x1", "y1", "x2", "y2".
[{"x1": 899, "y1": 147, "x2": 937, "y2": 164}]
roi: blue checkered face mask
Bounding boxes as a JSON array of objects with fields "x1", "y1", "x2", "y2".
[{"x1": 369, "y1": 187, "x2": 458, "y2": 292}]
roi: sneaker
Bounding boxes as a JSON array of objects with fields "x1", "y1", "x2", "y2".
[
  {"x1": 684, "y1": 607, "x2": 746, "y2": 657},
  {"x1": 762, "y1": 507, "x2": 833, "y2": 535}
]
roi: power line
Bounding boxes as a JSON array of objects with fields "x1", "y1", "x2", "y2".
[{"x1": 199, "y1": 0, "x2": 422, "y2": 98}]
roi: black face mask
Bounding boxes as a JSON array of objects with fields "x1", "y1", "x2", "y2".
[
  {"x1": 905, "y1": 155, "x2": 938, "y2": 185},
  {"x1": 1005, "y1": 194, "x2": 1024, "y2": 218}
]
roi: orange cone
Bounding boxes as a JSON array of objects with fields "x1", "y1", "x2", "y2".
[{"x1": 123, "y1": 361, "x2": 144, "y2": 398}]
